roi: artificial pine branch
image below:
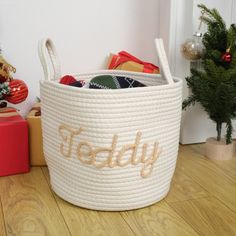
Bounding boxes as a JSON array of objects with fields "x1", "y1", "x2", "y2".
[
  {"x1": 227, "y1": 26, "x2": 236, "y2": 49},
  {"x1": 198, "y1": 4, "x2": 226, "y2": 29},
  {"x1": 182, "y1": 95, "x2": 196, "y2": 110}
]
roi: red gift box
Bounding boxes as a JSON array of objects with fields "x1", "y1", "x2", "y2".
[
  {"x1": 107, "y1": 51, "x2": 160, "y2": 74},
  {"x1": 0, "y1": 107, "x2": 29, "y2": 176}
]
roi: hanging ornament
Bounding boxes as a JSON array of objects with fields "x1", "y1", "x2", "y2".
[
  {"x1": 6, "y1": 79, "x2": 28, "y2": 104},
  {"x1": 181, "y1": 10, "x2": 205, "y2": 61},
  {"x1": 181, "y1": 32, "x2": 203, "y2": 61},
  {"x1": 222, "y1": 48, "x2": 232, "y2": 63}
]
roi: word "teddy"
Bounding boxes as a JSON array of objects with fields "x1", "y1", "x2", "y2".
[{"x1": 58, "y1": 124, "x2": 162, "y2": 178}]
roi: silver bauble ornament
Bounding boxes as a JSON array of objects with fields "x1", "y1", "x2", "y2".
[{"x1": 181, "y1": 32, "x2": 203, "y2": 61}]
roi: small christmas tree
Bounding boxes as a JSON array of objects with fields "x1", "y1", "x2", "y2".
[{"x1": 183, "y1": 4, "x2": 236, "y2": 144}]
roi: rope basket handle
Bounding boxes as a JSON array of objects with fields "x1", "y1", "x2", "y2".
[
  {"x1": 155, "y1": 38, "x2": 174, "y2": 84},
  {"x1": 38, "y1": 38, "x2": 174, "y2": 84},
  {"x1": 38, "y1": 38, "x2": 61, "y2": 81}
]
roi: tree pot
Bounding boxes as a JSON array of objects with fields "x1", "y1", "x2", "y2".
[{"x1": 205, "y1": 137, "x2": 235, "y2": 160}]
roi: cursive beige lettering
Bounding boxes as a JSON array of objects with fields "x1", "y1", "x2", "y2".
[
  {"x1": 59, "y1": 124, "x2": 83, "y2": 158},
  {"x1": 92, "y1": 134, "x2": 118, "y2": 168},
  {"x1": 116, "y1": 132, "x2": 142, "y2": 167},
  {"x1": 77, "y1": 141, "x2": 94, "y2": 165},
  {"x1": 141, "y1": 142, "x2": 162, "y2": 178},
  {"x1": 58, "y1": 124, "x2": 161, "y2": 178}
]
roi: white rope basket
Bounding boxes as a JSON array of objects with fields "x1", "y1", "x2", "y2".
[{"x1": 38, "y1": 38, "x2": 182, "y2": 211}]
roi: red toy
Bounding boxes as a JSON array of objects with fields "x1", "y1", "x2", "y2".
[
  {"x1": 59, "y1": 75, "x2": 77, "y2": 85},
  {"x1": 0, "y1": 107, "x2": 29, "y2": 176}
]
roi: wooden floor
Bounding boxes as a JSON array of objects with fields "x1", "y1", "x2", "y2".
[{"x1": 1, "y1": 144, "x2": 236, "y2": 236}]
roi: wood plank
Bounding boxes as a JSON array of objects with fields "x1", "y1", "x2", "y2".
[
  {"x1": 213, "y1": 158, "x2": 236, "y2": 180},
  {"x1": 0, "y1": 167, "x2": 70, "y2": 236},
  {"x1": 121, "y1": 201, "x2": 199, "y2": 236},
  {"x1": 165, "y1": 166, "x2": 209, "y2": 203},
  {"x1": 179, "y1": 144, "x2": 236, "y2": 184},
  {"x1": 0, "y1": 198, "x2": 6, "y2": 236},
  {"x1": 42, "y1": 167, "x2": 135, "y2": 236},
  {"x1": 189, "y1": 143, "x2": 236, "y2": 180},
  {"x1": 177, "y1": 145, "x2": 236, "y2": 212},
  {"x1": 169, "y1": 197, "x2": 236, "y2": 236}
]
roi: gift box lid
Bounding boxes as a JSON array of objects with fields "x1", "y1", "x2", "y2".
[
  {"x1": 107, "y1": 51, "x2": 160, "y2": 74},
  {"x1": 0, "y1": 107, "x2": 25, "y2": 124}
]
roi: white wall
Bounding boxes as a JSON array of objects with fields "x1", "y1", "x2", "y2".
[
  {"x1": 170, "y1": 0, "x2": 236, "y2": 144},
  {"x1": 0, "y1": 0, "x2": 160, "y2": 116},
  {"x1": 3, "y1": 0, "x2": 235, "y2": 143}
]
